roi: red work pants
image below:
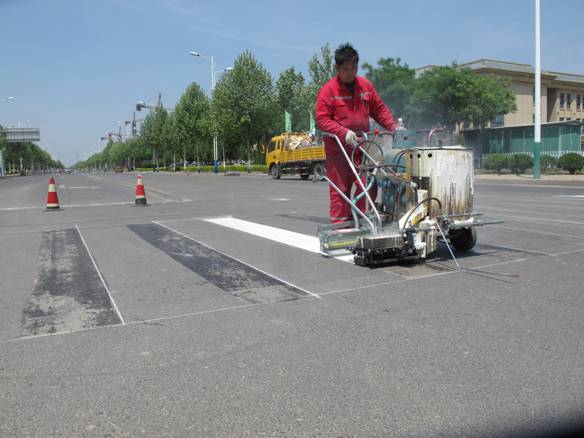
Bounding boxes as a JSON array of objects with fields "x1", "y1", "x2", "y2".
[{"x1": 326, "y1": 152, "x2": 377, "y2": 224}]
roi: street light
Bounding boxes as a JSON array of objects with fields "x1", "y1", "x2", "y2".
[
  {"x1": 0, "y1": 96, "x2": 15, "y2": 102},
  {"x1": 533, "y1": 0, "x2": 541, "y2": 179},
  {"x1": 189, "y1": 50, "x2": 224, "y2": 173},
  {"x1": 214, "y1": 67, "x2": 233, "y2": 171}
]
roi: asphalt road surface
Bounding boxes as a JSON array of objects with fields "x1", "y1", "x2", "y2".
[{"x1": 1, "y1": 171, "x2": 583, "y2": 437}]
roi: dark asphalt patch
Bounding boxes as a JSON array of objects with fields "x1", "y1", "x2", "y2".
[
  {"x1": 22, "y1": 229, "x2": 122, "y2": 336},
  {"x1": 127, "y1": 223, "x2": 308, "y2": 303}
]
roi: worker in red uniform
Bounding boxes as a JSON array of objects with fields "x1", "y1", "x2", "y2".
[{"x1": 316, "y1": 43, "x2": 398, "y2": 223}]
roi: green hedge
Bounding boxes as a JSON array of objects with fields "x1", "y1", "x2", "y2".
[
  {"x1": 483, "y1": 154, "x2": 509, "y2": 174},
  {"x1": 557, "y1": 153, "x2": 584, "y2": 175},
  {"x1": 509, "y1": 154, "x2": 534, "y2": 175}
]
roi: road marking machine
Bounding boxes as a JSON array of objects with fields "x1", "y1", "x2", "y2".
[{"x1": 317, "y1": 128, "x2": 503, "y2": 267}]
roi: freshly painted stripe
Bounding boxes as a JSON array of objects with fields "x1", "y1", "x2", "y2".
[
  {"x1": 21, "y1": 229, "x2": 123, "y2": 336},
  {"x1": 205, "y1": 217, "x2": 320, "y2": 253},
  {"x1": 128, "y1": 222, "x2": 320, "y2": 302},
  {"x1": 204, "y1": 217, "x2": 354, "y2": 263}
]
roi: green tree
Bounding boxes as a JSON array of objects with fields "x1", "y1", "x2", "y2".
[
  {"x1": 362, "y1": 57, "x2": 415, "y2": 121},
  {"x1": 308, "y1": 43, "x2": 335, "y2": 89},
  {"x1": 140, "y1": 106, "x2": 168, "y2": 167},
  {"x1": 0, "y1": 136, "x2": 61, "y2": 173},
  {"x1": 275, "y1": 67, "x2": 310, "y2": 131},
  {"x1": 174, "y1": 82, "x2": 212, "y2": 164},
  {"x1": 410, "y1": 65, "x2": 517, "y2": 131},
  {"x1": 161, "y1": 112, "x2": 179, "y2": 166},
  {"x1": 212, "y1": 51, "x2": 277, "y2": 164},
  {"x1": 109, "y1": 141, "x2": 130, "y2": 166},
  {"x1": 305, "y1": 43, "x2": 336, "y2": 114},
  {"x1": 558, "y1": 152, "x2": 584, "y2": 175}
]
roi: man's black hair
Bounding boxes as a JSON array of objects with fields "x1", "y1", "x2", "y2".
[{"x1": 335, "y1": 43, "x2": 359, "y2": 66}]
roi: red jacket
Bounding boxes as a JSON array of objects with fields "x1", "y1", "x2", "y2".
[{"x1": 316, "y1": 75, "x2": 398, "y2": 155}]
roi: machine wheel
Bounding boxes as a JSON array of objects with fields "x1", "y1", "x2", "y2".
[
  {"x1": 449, "y1": 227, "x2": 477, "y2": 252},
  {"x1": 270, "y1": 164, "x2": 281, "y2": 179},
  {"x1": 313, "y1": 163, "x2": 325, "y2": 180},
  {"x1": 300, "y1": 174, "x2": 310, "y2": 180}
]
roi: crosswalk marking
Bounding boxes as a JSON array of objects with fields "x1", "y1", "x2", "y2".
[{"x1": 204, "y1": 217, "x2": 354, "y2": 263}]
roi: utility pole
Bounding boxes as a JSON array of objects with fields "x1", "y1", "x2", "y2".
[{"x1": 533, "y1": 0, "x2": 541, "y2": 179}]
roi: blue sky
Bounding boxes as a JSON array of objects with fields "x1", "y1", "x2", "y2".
[{"x1": 1, "y1": 0, "x2": 583, "y2": 165}]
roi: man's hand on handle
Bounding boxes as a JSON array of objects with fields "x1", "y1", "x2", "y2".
[{"x1": 344, "y1": 130, "x2": 359, "y2": 147}]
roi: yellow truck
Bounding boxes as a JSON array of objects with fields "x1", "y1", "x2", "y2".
[{"x1": 266, "y1": 132, "x2": 326, "y2": 180}]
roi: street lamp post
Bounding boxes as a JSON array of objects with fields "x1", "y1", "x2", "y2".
[
  {"x1": 533, "y1": 0, "x2": 541, "y2": 179},
  {"x1": 214, "y1": 67, "x2": 233, "y2": 171},
  {"x1": 189, "y1": 50, "x2": 225, "y2": 174}
]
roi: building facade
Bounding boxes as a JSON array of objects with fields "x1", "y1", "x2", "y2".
[{"x1": 416, "y1": 59, "x2": 584, "y2": 127}]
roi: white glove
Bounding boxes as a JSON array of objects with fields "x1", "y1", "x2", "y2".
[{"x1": 344, "y1": 130, "x2": 358, "y2": 146}]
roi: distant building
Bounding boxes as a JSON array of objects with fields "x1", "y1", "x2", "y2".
[{"x1": 416, "y1": 59, "x2": 584, "y2": 128}]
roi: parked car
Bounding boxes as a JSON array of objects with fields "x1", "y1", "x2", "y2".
[{"x1": 169, "y1": 162, "x2": 187, "y2": 170}]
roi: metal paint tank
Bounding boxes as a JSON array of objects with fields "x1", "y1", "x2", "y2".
[{"x1": 406, "y1": 146, "x2": 474, "y2": 218}]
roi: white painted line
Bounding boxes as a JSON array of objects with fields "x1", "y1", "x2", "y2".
[
  {"x1": 117, "y1": 180, "x2": 187, "y2": 202},
  {"x1": 66, "y1": 201, "x2": 130, "y2": 207},
  {"x1": 204, "y1": 217, "x2": 355, "y2": 264},
  {"x1": 490, "y1": 224, "x2": 584, "y2": 241},
  {"x1": 480, "y1": 208, "x2": 584, "y2": 226},
  {"x1": 267, "y1": 198, "x2": 291, "y2": 202},
  {"x1": 0, "y1": 206, "x2": 39, "y2": 211},
  {"x1": 552, "y1": 195, "x2": 584, "y2": 198},
  {"x1": 152, "y1": 220, "x2": 322, "y2": 300},
  {"x1": 0, "y1": 321, "x2": 124, "y2": 344},
  {"x1": 0, "y1": 299, "x2": 289, "y2": 345},
  {"x1": 75, "y1": 224, "x2": 125, "y2": 325},
  {"x1": 0, "y1": 254, "x2": 535, "y2": 345},
  {"x1": 125, "y1": 302, "x2": 265, "y2": 326},
  {"x1": 319, "y1": 257, "x2": 529, "y2": 297},
  {"x1": 68, "y1": 186, "x2": 101, "y2": 189},
  {"x1": 0, "y1": 228, "x2": 57, "y2": 237},
  {"x1": 551, "y1": 247, "x2": 584, "y2": 257},
  {"x1": 0, "y1": 199, "x2": 191, "y2": 211},
  {"x1": 335, "y1": 254, "x2": 356, "y2": 263},
  {"x1": 476, "y1": 182, "x2": 584, "y2": 189},
  {"x1": 477, "y1": 242, "x2": 552, "y2": 257},
  {"x1": 205, "y1": 217, "x2": 321, "y2": 253}
]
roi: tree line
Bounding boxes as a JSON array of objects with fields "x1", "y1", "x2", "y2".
[
  {"x1": 0, "y1": 130, "x2": 63, "y2": 174},
  {"x1": 74, "y1": 45, "x2": 516, "y2": 170}
]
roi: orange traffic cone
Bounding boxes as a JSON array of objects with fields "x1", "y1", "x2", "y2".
[
  {"x1": 46, "y1": 177, "x2": 61, "y2": 210},
  {"x1": 135, "y1": 174, "x2": 147, "y2": 206}
]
